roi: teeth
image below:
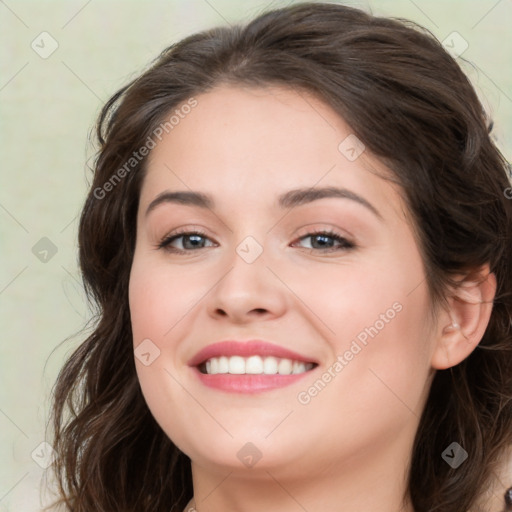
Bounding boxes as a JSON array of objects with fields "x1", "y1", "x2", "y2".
[
  {"x1": 202, "y1": 355, "x2": 314, "y2": 375},
  {"x1": 263, "y1": 356, "x2": 278, "y2": 374},
  {"x1": 218, "y1": 356, "x2": 229, "y2": 373},
  {"x1": 292, "y1": 360, "x2": 307, "y2": 374},
  {"x1": 246, "y1": 355, "x2": 264, "y2": 374},
  {"x1": 278, "y1": 358, "x2": 292, "y2": 374},
  {"x1": 229, "y1": 356, "x2": 245, "y2": 374}
]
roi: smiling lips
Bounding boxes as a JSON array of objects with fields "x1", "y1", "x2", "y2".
[{"x1": 189, "y1": 340, "x2": 318, "y2": 393}]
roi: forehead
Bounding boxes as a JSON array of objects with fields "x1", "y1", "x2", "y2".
[
  {"x1": 140, "y1": 84, "x2": 404, "y2": 220},
  {"x1": 148, "y1": 83, "x2": 351, "y2": 168}
]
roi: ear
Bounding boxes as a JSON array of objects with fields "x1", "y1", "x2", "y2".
[{"x1": 431, "y1": 265, "x2": 497, "y2": 370}]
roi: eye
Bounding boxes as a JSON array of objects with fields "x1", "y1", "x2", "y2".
[
  {"x1": 292, "y1": 229, "x2": 355, "y2": 253},
  {"x1": 157, "y1": 229, "x2": 216, "y2": 253}
]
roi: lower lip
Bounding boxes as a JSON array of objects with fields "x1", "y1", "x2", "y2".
[{"x1": 192, "y1": 367, "x2": 313, "y2": 393}]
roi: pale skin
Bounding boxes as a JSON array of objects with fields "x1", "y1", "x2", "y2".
[{"x1": 128, "y1": 84, "x2": 496, "y2": 512}]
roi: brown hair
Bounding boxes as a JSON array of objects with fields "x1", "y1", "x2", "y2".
[{"x1": 46, "y1": 2, "x2": 512, "y2": 511}]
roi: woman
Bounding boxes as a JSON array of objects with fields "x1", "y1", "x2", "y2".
[{"x1": 46, "y1": 2, "x2": 512, "y2": 511}]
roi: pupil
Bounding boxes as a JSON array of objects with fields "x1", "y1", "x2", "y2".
[
  {"x1": 186, "y1": 235, "x2": 202, "y2": 249},
  {"x1": 314, "y1": 235, "x2": 331, "y2": 248}
]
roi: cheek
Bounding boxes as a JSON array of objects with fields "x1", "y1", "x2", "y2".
[
  {"x1": 292, "y1": 290, "x2": 433, "y2": 458},
  {"x1": 320, "y1": 285, "x2": 433, "y2": 422},
  {"x1": 301, "y1": 249, "x2": 434, "y2": 421},
  {"x1": 128, "y1": 255, "x2": 202, "y2": 443},
  {"x1": 128, "y1": 254, "x2": 201, "y2": 351}
]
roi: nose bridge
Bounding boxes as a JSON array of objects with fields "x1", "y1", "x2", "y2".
[
  {"x1": 234, "y1": 233, "x2": 266, "y2": 266},
  {"x1": 207, "y1": 227, "x2": 286, "y2": 320},
  {"x1": 222, "y1": 206, "x2": 277, "y2": 266},
  {"x1": 221, "y1": 231, "x2": 270, "y2": 292}
]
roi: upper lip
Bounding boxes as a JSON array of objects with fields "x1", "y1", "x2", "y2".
[{"x1": 188, "y1": 340, "x2": 318, "y2": 367}]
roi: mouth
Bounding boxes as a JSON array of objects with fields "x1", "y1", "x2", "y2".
[{"x1": 189, "y1": 340, "x2": 319, "y2": 393}]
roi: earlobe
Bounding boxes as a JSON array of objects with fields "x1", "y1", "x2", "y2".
[{"x1": 431, "y1": 267, "x2": 497, "y2": 370}]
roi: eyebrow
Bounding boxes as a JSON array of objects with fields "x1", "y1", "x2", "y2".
[{"x1": 145, "y1": 186, "x2": 383, "y2": 220}]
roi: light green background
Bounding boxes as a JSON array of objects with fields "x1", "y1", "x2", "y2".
[{"x1": 1, "y1": 1, "x2": 511, "y2": 510}]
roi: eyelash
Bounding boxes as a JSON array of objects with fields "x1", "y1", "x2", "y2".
[{"x1": 156, "y1": 228, "x2": 355, "y2": 254}]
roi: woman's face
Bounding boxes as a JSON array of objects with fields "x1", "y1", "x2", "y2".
[{"x1": 129, "y1": 84, "x2": 438, "y2": 480}]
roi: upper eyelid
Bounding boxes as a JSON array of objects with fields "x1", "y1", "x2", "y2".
[
  {"x1": 162, "y1": 220, "x2": 354, "y2": 237},
  {"x1": 162, "y1": 226, "x2": 350, "y2": 240}
]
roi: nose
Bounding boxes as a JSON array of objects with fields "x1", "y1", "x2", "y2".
[{"x1": 206, "y1": 239, "x2": 288, "y2": 325}]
